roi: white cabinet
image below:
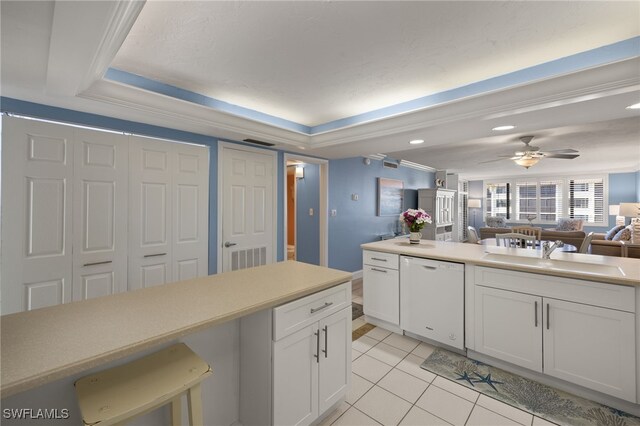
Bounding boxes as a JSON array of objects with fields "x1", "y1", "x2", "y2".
[
  {"x1": 400, "y1": 257, "x2": 464, "y2": 350},
  {"x1": 1, "y1": 116, "x2": 209, "y2": 314},
  {"x1": 363, "y1": 250, "x2": 399, "y2": 326},
  {"x1": 473, "y1": 267, "x2": 636, "y2": 402},
  {"x1": 418, "y1": 188, "x2": 456, "y2": 241},
  {"x1": 272, "y1": 283, "x2": 351, "y2": 426}
]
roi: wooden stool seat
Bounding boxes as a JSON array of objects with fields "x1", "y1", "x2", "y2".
[{"x1": 75, "y1": 343, "x2": 212, "y2": 426}]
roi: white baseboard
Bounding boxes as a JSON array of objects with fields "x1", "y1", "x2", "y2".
[{"x1": 351, "y1": 270, "x2": 363, "y2": 280}]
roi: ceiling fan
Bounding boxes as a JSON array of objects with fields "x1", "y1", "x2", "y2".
[{"x1": 482, "y1": 136, "x2": 580, "y2": 169}]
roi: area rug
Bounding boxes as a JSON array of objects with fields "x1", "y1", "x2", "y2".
[
  {"x1": 421, "y1": 348, "x2": 640, "y2": 426},
  {"x1": 352, "y1": 323, "x2": 375, "y2": 341},
  {"x1": 352, "y1": 302, "x2": 364, "y2": 320}
]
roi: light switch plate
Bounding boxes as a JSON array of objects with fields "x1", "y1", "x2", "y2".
[{"x1": 331, "y1": 209, "x2": 337, "y2": 217}]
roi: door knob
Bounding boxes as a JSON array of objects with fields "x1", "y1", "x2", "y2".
[{"x1": 224, "y1": 241, "x2": 237, "y2": 248}]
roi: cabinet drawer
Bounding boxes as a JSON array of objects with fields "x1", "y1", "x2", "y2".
[
  {"x1": 363, "y1": 250, "x2": 399, "y2": 270},
  {"x1": 475, "y1": 267, "x2": 635, "y2": 313},
  {"x1": 273, "y1": 282, "x2": 351, "y2": 341}
]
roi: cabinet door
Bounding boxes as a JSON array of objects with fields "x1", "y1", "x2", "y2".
[
  {"x1": 128, "y1": 136, "x2": 173, "y2": 290},
  {"x1": 543, "y1": 298, "x2": 636, "y2": 402},
  {"x1": 475, "y1": 286, "x2": 543, "y2": 372},
  {"x1": 73, "y1": 129, "x2": 128, "y2": 301},
  {"x1": 319, "y1": 307, "x2": 351, "y2": 413},
  {"x1": 273, "y1": 324, "x2": 319, "y2": 426},
  {"x1": 172, "y1": 144, "x2": 209, "y2": 281},
  {"x1": 1, "y1": 117, "x2": 74, "y2": 313},
  {"x1": 363, "y1": 265, "x2": 399, "y2": 325}
]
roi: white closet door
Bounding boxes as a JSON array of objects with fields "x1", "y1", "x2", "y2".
[
  {"x1": 172, "y1": 144, "x2": 209, "y2": 281},
  {"x1": 128, "y1": 136, "x2": 173, "y2": 290},
  {"x1": 72, "y1": 128, "x2": 128, "y2": 301},
  {"x1": 1, "y1": 117, "x2": 74, "y2": 314}
]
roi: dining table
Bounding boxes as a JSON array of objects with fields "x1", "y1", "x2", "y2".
[{"x1": 480, "y1": 238, "x2": 578, "y2": 253}]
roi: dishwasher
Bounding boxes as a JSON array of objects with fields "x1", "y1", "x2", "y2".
[{"x1": 400, "y1": 256, "x2": 464, "y2": 350}]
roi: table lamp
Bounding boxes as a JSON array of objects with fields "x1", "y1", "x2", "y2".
[
  {"x1": 468, "y1": 199, "x2": 482, "y2": 229},
  {"x1": 619, "y1": 203, "x2": 640, "y2": 244},
  {"x1": 609, "y1": 205, "x2": 625, "y2": 226}
]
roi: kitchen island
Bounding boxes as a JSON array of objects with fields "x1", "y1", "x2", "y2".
[
  {"x1": 1, "y1": 261, "x2": 352, "y2": 425},
  {"x1": 361, "y1": 239, "x2": 640, "y2": 415}
]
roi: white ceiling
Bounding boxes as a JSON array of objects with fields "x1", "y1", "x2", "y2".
[{"x1": 1, "y1": 1, "x2": 639, "y2": 180}]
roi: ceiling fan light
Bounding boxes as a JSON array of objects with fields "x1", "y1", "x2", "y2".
[
  {"x1": 514, "y1": 156, "x2": 540, "y2": 169},
  {"x1": 492, "y1": 125, "x2": 515, "y2": 131}
]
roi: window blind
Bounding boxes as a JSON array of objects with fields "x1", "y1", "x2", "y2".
[
  {"x1": 515, "y1": 182, "x2": 537, "y2": 220},
  {"x1": 539, "y1": 180, "x2": 563, "y2": 222},
  {"x1": 486, "y1": 182, "x2": 509, "y2": 219},
  {"x1": 569, "y1": 178, "x2": 605, "y2": 224}
]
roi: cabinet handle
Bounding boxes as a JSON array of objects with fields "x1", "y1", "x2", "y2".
[
  {"x1": 322, "y1": 325, "x2": 328, "y2": 358},
  {"x1": 310, "y1": 302, "x2": 333, "y2": 314},
  {"x1": 370, "y1": 268, "x2": 387, "y2": 273},
  {"x1": 371, "y1": 257, "x2": 387, "y2": 262},
  {"x1": 534, "y1": 301, "x2": 538, "y2": 327},
  {"x1": 144, "y1": 253, "x2": 167, "y2": 258},
  {"x1": 314, "y1": 330, "x2": 320, "y2": 363},
  {"x1": 422, "y1": 265, "x2": 437, "y2": 270},
  {"x1": 546, "y1": 303, "x2": 550, "y2": 330},
  {"x1": 83, "y1": 260, "x2": 112, "y2": 267}
]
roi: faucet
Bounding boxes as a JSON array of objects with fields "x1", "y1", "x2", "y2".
[{"x1": 542, "y1": 240, "x2": 564, "y2": 259}]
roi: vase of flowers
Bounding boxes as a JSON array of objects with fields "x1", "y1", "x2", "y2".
[{"x1": 399, "y1": 208, "x2": 432, "y2": 244}]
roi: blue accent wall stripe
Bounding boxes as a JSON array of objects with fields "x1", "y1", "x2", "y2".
[{"x1": 105, "y1": 37, "x2": 639, "y2": 135}]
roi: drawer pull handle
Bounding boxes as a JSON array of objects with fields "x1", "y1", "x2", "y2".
[
  {"x1": 310, "y1": 302, "x2": 333, "y2": 314},
  {"x1": 422, "y1": 265, "x2": 437, "y2": 270},
  {"x1": 322, "y1": 325, "x2": 328, "y2": 358},
  {"x1": 314, "y1": 330, "x2": 320, "y2": 363},
  {"x1": 371, "y1": 257, "x2": 387, "y2": 262},
  {"x1": 534, "y1": 301, "x2": 538, "y2": 327},
  {"x1": 547, "y1": 303, "x2": 550, "y2": 330},
  {"x1": 425, "y1": 326, "x2": 434, "y2": 331},
  {"x1": 83, "y1": 260, "x2": 112, "y2": 267},
  {"x1": 144, "y1": 253, "x2": 167, "y2": 258},
  {"x1": 370, "y1": 268, "x2": 387, "y2": 273}
]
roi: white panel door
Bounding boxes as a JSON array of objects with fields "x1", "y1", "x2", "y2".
[
  {"x1": 475, "y1": 286, "x2": 543, "y2": 372},
  {"x1": 73, "y1": 128, "x2": 128, "y2": 301},
  {"x1": 128, "y1": 136, "x2": 173, "y2": 290},
  {"x1": 1, "y1": 116, "x2": 74, "y2": 314},
  {"x1": 172, "y1": 143, "x2": 209, "y2": 281},
  {"x1": 273, "y1": 324, "x2": 319, "y2": 426},
  {"x1": 543, "y1": 298, "x2": 636, "y2": 402},
  {"x1": 318, "y1": 307, "x2": 351, "y2": 413},
  {"x1": 221, "y1": 146, "x2": 274, "y2": 272}
]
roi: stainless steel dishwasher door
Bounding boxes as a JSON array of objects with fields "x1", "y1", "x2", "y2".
[{"x1": 400, "y1": 256, "x2": 465, "y2": 350}]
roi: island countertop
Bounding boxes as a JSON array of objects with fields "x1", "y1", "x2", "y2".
[
  {"x1": 0, "y1": 261, "x2": 352, "y2": 398},
  {"x1": 362, "y1": 239, "x2": 640, "y2": 286}
]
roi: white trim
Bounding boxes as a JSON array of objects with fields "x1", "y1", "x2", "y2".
[
  {"x1": 217, "y1": 141, "x2": 278, "y2": 273},
  {"x1": 351, "y1": 270, "x2": 363, "y2": 281},
  {"x1": 282, "y1": 153, "x2": 329, "y2": 267}
]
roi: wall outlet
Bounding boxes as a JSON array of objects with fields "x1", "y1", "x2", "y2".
[
  {"x1": 351, "y1": 194, "x2": 359, "y2": 201},
  {"x1": 331, "y1": 209, "x2": 337, "y2": 217},
  {"x1": 309, "y1": 208, "x2": 314, "y2": 216}
]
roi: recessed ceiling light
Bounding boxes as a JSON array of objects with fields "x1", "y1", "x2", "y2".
[
  {"x1": 626, "y1": 103, "x2": 640, "y2": 110},
  {"x1": 492, "y1": 125, "x2": 515, "y2": 131},
  {"x1": 409, "y1": 139, "x2": 424, "y2": 145}
]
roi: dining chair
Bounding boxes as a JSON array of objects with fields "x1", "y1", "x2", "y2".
[
  {"x1": 496, "y1": 232, "x2": 536, "y2": 248},
  {"x1": 511, "y1": 226, "x2": 542, "y2": 243},
  {"x1": 579, "y1": 232, "x2": 595, "y2": 254},
  {"x1": 467, "y1": 226, "x2": 480, "y2": 244}
]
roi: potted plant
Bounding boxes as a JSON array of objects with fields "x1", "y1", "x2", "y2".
[{"x1": 399, "y1": 208, "x2": 432, "y2": 244}]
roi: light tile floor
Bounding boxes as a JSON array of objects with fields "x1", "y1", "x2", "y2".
[{"x1": 331, "y1": 312, "x2": 557, "y2": 426}]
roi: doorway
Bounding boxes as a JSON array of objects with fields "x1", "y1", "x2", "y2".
[{"x1": 283, "y1": 154, "x2": 328, "y2": 266}]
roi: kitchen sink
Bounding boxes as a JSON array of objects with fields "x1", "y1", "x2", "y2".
[{"x1": 482, "y1": 252, "x2": 626, "y2": 278}]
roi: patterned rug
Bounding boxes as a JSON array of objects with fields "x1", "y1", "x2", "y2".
[
  {"x1": 352, "y1": 302, "x2": 363, "y2": 320},
  {"x1": 352, "y1": 323, "x2": 375, "y2": 341},
  {"x1": 421, "y1": 348, "x2": 640, "y2": 426}
]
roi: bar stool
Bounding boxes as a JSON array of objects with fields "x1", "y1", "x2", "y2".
[{"x1": 75, "y1": 343, "x2": 212, "y2": 426}]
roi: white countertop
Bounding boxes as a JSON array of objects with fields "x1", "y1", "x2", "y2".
[
  {"x1": 0, "y1": 261, "x2": 352, "y2": 398},
  {"x1": 362, "y1": 239, "x2": 640, "y2": 286}
]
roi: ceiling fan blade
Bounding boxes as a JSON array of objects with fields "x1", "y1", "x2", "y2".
[
  {"x1": 479, "y1": 158, "x2": 509, "y2": 164},
  {"x1": 545, "y1": 153, "x2": 580, "y2": 159},
  {"x1": 540, "y1": 148, "x2": 579, "y2": 154}
]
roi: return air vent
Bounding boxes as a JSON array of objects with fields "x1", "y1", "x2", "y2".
[
  {"x1": 243, "y1": 138, "x2": 275, "y2": 147},
  {"x1": 382, "y1": 161, "x2": 398, "y2": 169}
]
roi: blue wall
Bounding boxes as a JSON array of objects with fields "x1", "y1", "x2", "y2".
[
  {"x1": 295, "y1": 163, "x2": 320, "y2": 265},
  {"x1": 328, "y1": 158, "x2": 434, "y2": 272},
  {"x1": 468, "y1": 172, "x2": 639, "y2": 233}
]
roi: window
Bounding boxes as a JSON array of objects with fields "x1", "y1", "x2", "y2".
[
  {"x1": 569, "y1": 178, "x2": 605, "y2": 225},
  {"x1": 515, "y1": 182, "x2": 537, "y2": 220},
  {"x1": 458, "y1": 180, "x2": 469, "y2": 240},
  {"x1": 486, "y1": 183, "x2": 509, "y2": 218},
  {"x1": 539, "y1": 180, "x2": 562, "y2": 222}
]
